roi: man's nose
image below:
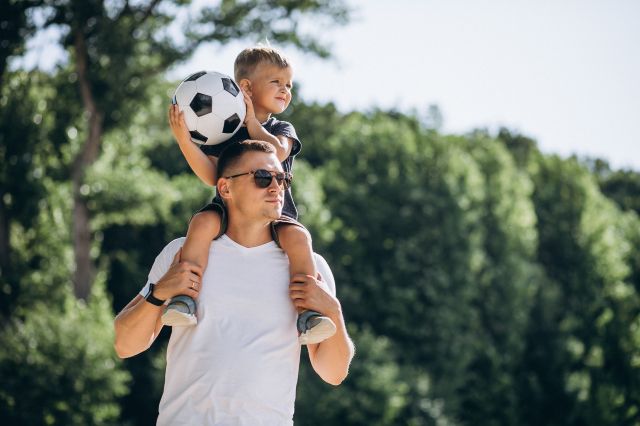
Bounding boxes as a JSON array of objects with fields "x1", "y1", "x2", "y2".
[{"x1": 268, "y1": 177, "x2": 283, "y2": 192}]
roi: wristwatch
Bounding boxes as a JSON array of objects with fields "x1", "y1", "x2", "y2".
[{"x1": 144, "y1": 283, "x2": 166, "y2": 306}]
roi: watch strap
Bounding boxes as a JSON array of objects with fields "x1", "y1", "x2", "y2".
[{"x1": 145, "y1": 283, "x2": 166, "y2": 306}]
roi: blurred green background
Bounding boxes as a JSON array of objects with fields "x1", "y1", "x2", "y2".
[{"x1": 1, "y1": 1, "x2": 639, "y2": 425}]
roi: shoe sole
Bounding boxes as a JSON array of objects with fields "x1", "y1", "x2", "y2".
[
  {"x1": 299, "y1": 318, "x2": 337, "y2": 345},
  {"x1": 161, "y1": 309, "x2": 197, "y2": 327}
]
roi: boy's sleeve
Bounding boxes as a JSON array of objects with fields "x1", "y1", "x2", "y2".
[{"x1": 271, "y1": 120, "x2": 301, "y2": 157}]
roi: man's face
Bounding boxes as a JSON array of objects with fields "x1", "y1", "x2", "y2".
[{"x1": 221, "y1": 151, "x2": 286, "y2": 221}]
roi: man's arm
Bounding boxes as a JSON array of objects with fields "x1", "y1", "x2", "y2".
[
  {"x1": 114, "y1": 249, "x2": 203, "y2": 358},
  {"x1": 114, "y1": 294, "x2": 165, "y2": 358},
  {"x1": 306, "y1": 297, "x2": 354, "y2": 386},
  {"x1": 289, "y1": 269, "x2": 354, "y2": 385}
]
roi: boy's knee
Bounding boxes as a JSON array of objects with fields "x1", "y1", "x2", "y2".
[
  {"x1": 277, "y1": 225, "x2": 312, "y2": 250},
  {"x1": 189, "y1": 210, "x2": 222, "y2": 236}
]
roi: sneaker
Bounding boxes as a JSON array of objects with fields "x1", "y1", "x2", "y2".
[
  {"x1": 298, "y1": 313, "x2": 337, "y2": 345},
  {"x1": 161, "y1": 295, "x2": 197, "y2": 327}
]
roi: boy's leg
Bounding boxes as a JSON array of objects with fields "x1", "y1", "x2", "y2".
[
  {"x1": 276, "y1": 223, "x2": 336, "y2": 345},
  {"x1": 162, "y1": 209, "x2": 222, "y2": 327}
]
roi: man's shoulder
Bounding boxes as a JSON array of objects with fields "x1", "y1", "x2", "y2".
[
  {"x1": 165, "y1": 237, "x2": 185, "y2": 252},
  {"x1": 313, "y1": 253, "x2": 336, "y2": 296},
  {"x1": 157, "y1": 237, "x2": 185, "y2": 263}
]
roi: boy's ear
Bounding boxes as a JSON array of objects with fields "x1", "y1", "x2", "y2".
[{"x1": 238, "y1": 79, "x2": 251, "y2": 95}]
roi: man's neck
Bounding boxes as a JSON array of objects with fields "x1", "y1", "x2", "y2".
[{"x1": 225, "y1": 217, "x2": 274, "y2": 248}]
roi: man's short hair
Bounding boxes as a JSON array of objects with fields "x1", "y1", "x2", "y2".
[
  {"x1": 234, "y1": 45, "x2": 291, "y2": 82},
  {"x1": 217, "y1": 140, "x2": 276, "y2": 181}
]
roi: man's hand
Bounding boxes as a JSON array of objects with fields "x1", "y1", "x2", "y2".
[
  {"x1": 289, "y1": 273, "x2": 341, "y2": 321},
  {"x1": 168, "y1": 104, "x2": 192, "y2": 146},
  {"x1": 153, "y1": 248, "x2": 203, "y2": 301}
]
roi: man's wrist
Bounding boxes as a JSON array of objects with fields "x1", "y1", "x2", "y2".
[
  {"x1": 144, "y1": 283, "x2": 166, "y2": 306},
  {"x1": 326, "y1": 299, "x2": 343, "y2": 324}
]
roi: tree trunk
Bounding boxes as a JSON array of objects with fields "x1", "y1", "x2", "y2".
[
  {"x1": 0, "y1": 194, "x2": 10, "y2": 277},
  {"x1": 72, "y1": 180, "x2": 94, "y2": 301},
  {"x1": 71, "y1": 28, "x2": 104, "y2": 301}
]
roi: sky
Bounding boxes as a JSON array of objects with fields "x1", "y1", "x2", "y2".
[{"x1": 21, "y1": 0, "x2": 640, "y2": 170}]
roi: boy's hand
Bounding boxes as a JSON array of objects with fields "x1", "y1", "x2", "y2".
[
  {"x1": 168, "y1": 104, "x2": 192, "y2": 145},
  {"x1": 241, "y1": 88, "x2": 257, "y2": 125}
]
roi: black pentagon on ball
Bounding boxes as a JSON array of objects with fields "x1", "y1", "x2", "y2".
[
  {"x1": 189, "y1": 130, "x2": 208, "y2": 143},
  {"x1": 184, "y1": 71, "x2": 206, "y2": 82},
  {"x1": 190, "y1": 93, "x2": 212, "y2": 117},
  {"x1": 223, "y1": 113, "x2": 241, "y2": 134},
  {"x1": 221, "y1": 78, "x2": 240, "y2": 97}
]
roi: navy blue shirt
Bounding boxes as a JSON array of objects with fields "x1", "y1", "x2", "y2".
[{"x1": 201, "y1": 117, "x2": 301, "y2": 219}]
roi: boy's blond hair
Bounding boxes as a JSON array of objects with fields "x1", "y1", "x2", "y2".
[{"x1": 234, "y1": 46, "x2": 291, "y2": 82}]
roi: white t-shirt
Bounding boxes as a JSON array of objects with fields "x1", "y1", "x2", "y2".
[{"x1": 139, "y1": 235, "x2": 337, "y2": 426}]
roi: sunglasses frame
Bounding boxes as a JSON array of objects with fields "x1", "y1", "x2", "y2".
[{"x1": 224, "y1": 169, "x2": 292, "y2": 189}]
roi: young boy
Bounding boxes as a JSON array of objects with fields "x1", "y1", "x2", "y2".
[{"x1": 166, "y1": 46, "x2": 336, "y2": 345}]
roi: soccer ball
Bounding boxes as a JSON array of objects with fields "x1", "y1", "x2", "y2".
[{"x1": 172, "y1": 71, "x2": 246, "y2": 145}]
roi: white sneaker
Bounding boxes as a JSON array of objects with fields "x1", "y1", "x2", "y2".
[
  {"x1": 299, "y1": 316, "x2": 337, "y2": 345},
  {"x1": 161, "y1": 296, "x2": 197, "y2": 326}
]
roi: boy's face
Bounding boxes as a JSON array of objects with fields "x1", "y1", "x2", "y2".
[{"x1": 246, "y1": 64, "x2": 293, "y2": 115}]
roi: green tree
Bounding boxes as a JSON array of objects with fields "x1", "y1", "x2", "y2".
[
  {"x1": 520, "y1": 154, "x2": 640, "y2": 425},
  {"x1": 0, "y1": 70, "x2": 57, "y2": 316},
  {"x1": 0, "y1": 284, "x2": 129, "y2": 425},
  {"x1": 455, "y1": 132, "x2": 540, "y2": 426},
  {"x1": 310, "y1": 110, "x2": 487, "y2": 418},
  {"x1": 295, "y1": 326, "x2": 411, "y2": 426},
  {"x1": 598, "y1": 168, "x2": 640, "y2": 215}
]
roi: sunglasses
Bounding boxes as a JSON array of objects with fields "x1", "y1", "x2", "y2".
[{"x1": 224, "y1": 169, "x2": 292, "y2": 189}]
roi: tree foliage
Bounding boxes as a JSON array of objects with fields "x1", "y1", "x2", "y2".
[
  {"x1": 0, "y1": 284, "x2": 129, "y2": 425},
  {"x1": 2, "y1": 3, "x2": 640, "y2": 425}
]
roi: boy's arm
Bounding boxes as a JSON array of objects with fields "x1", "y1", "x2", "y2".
[
  {"x1": 169, "y1": 105, "x2": 218, "y2": 186},
  {"x1": 242, "y1": 90, "x2": 292, "y2": 163}
]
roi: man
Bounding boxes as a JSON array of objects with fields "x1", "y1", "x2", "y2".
[{"x1": 114, "y1": 140, "x2": 354, "y2": 425}]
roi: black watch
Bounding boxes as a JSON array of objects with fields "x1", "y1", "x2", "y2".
[{"x1": 144, "y1": 283, "x2": 166, "y2": 306}]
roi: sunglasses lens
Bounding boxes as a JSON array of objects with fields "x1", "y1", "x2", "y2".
[
  {"x1": 253, "y1": 170, "x2": 273, "y2": 188},
  {"x1": 252, "y1": 169, "x2": 291, "y2": 189}
]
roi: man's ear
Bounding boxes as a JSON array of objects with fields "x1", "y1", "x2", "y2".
[
  {"x1": 238, "y1": 79, "x2": 251, "y2": 95},
  {"x1": 217, "y1": 178, "x2": 232, "y2": 201}
]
